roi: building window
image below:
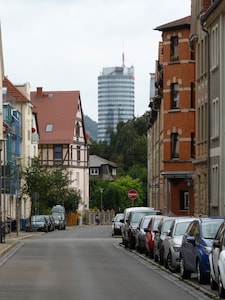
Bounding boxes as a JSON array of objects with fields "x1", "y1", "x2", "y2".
[
  {"x1": 77, "y1": 146, "x2": 81, "y2": 162},
  {"x1": 190, "y1": 82, "x2": 195, "y2": 108},
  {"x1": 171, "y1": 83, "x2": 179, "y2": 108},
  {"x1": 76, "y1": 122, "x2": 80, "y2": 138},
  {"x1": 191, "y1": 133, "x2": 195, "y2": 158},
  {"x1": 46, "y1": 123, "x2": 54, "y2": 132},
  {"x1": 171, "y1": 36, "x2": 179, "y2": 59},
  {"x1": 211, "y1": 25, "x2": 218, "y2": 68},
  {"x1": 54, "y1": 145, "x2": 62, "y2": 160},
  {"x1": 90, "y1": 168, "x2": 99, "y2": 175},
  {"x1": 171, "y1": 133, "x2": 179, "y2": 158},
  {"x1": 180, "y1": 191, "x2": 189, "y2": 210},
  {"x1": 212, "y1": 97, "x2": 219, "y2": 139}
]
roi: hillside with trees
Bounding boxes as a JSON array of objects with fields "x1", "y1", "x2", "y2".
[{"x1": 89, "y1": 114, "x2": 148, "y2": 212}]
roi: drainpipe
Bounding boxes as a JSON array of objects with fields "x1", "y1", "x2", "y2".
[{"x1": 200, "y1": 17, "x2": 211, "y2": 216}]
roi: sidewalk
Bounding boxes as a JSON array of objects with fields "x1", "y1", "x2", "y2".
[{"x1": 0, "y1": 231, "x2": 40, "y2": 257}]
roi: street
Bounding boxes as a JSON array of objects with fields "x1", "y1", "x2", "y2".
[{"x1": 0, "y1": 225, "x2": 214, "y2": 300}]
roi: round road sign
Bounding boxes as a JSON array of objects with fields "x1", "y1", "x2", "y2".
[{"x1": 128, "y1": 189, "x2": 138, "y2": 200}]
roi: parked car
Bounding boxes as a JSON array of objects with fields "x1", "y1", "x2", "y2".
[
  {"x1": 43, "y1": 215, "x2": 55, "y2": 232},
  {"x1": 51, "y1": 205, "x2": 66, "y2": 230},
  {"x1": 180, "y1": 217, "x2": 224, "y2": 284},
  {"x1": 26, "y1": 215, "x2": 48, "y2": 232},
  {"x1": 163, "y1": 217, "x2": 196, "y2": 272},
  {"x1": 153, "y1": 216, "x2": 176, "y2": 265},
  {"x1": 54, "y1": 215, "x2": 63, "y2": 230},
  {"x1": 144, "y1": 215, "x2": 165, "y2": 258},
  {"x1": 121, "y1": 207, "x2": 150, "y2": 245},
  {"x1": 112, "y1": 213, "x2": 124, "y2": 236},
  {"x1": 135, "y1": 215, "x2": 153, "y2": 253},
  {"x1": 123, "y1": 207, "x2": 162, "y2": 249},
  {"x1": 209, "y1": 220, "x2": 225, "y2": 298}
]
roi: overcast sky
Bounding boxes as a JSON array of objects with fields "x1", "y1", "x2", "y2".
[{"x1": 0, "y1": 0, "x2": 191, "y2": 122}]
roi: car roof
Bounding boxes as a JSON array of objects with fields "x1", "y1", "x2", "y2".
[{"x1": 198, "y1": 217, "x2": 225, "y2": 223}]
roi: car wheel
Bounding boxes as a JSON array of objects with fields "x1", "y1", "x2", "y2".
[
  {"x1": 218, "y1": 271, "x2": 225, "y2": 298},
  {"x1": 197, "y1": 260, "x2": 207, "y2": 284},
  {"x1": 210, "y1": 272, "x2": 218, "y2": 290},
  {"x1": 144, "y1": 247, "x2": 149, "y2": 257},
  {"x1": 159, "y1": 249, "x2": 164, "y2": 265},
  {"x1": 154, "y1": 248, "x2": 158, "y2": 262},
  {"x1": 149, "y1": 248, "x2": 154, "y2": 259},
  {"x1": 180, "y1": 257, "x2": 191, "y2": 279},
  {"x1": 164, "y1": 254, "x2": 168, "y2": 269},
  {"x1": 167, "y1": 252, "x2": 177, "y2": 273}
]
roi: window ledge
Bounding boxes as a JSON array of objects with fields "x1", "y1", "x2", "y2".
[{"x1": 168, "y1": 109, "x2": 181, "y2": 113}]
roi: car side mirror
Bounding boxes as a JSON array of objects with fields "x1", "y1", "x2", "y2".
[
  {"x1": 213, "y1": 240, "x2": 220, "y2": 248},
  {"x1": 186, "y1": 236, "x2": 196, "y2": 245},
  {"x1": 166, "y1": 230, "x2": 171, "y2": 236}
]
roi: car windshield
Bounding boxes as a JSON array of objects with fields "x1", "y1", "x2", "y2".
[
  {"x1": 131, "y1": 212, "x2": 150, "y2": 223},
  {"x1": 32, "y1": 215, "x2": 45, "y2": 222},
  {"x1": 141, "y1": 217, "x2": 151, "y2": 228},
  {"x1": 161, "y1": 219, "x2": 174, "y2": 232},
  {"x1": 202, "y1": 221, "x2": 223, "y2": 239},
  {"x1": 153, "y1": 219, "x2": 161, "y2": 230},
  {"x1": 115, "y1": 214, "x2": 123, "y2": 222},
  {"x1": 174, "y1": 222, "x2": 191, "y2": 236}
]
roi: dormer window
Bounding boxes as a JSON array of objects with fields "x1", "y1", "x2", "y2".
[{"x1": 46, "y1": 123, "x2": 53, "y2": 132}]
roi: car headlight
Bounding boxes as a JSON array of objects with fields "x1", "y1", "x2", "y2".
[
  {"x1": 203, "y1": 246, "x2": 211, "y2": 254},
  {"x1": 172, "y1": 245, "x2": 180, "y2": 252}
]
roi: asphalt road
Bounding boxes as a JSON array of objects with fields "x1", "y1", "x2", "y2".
[{"x1": 0, "y1": 225, "x2": 215, "y2": 300}]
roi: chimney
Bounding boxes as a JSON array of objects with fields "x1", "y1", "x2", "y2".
[{"x1": 36, "y1": 87, "x2": 43, "y2": 98}]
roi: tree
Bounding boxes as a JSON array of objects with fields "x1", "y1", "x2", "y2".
[
  {"x1": 63, "y1": 188, "x2": 81, "y2": 213},
  {"x1": 22, "y1": 158, "x2": 80, "y2": 214},
  {"x1": 89, "y1": 176, "x2": 143, "y2": 213}
]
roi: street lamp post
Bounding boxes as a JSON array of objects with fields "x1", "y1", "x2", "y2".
[
  {"x1": 99, "y1": 188, "x2": 104, "y2": 224},
  {"x1": 100, "y1": 188, "x2": 104, "y2": 212}
]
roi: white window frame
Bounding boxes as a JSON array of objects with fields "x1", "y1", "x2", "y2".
[
  {"x1": 183, "y1": 192, "x2": 189, "y2": 210},
  {"x1": 212, "y1": 164, "x2": 219, "y2": 206},
  {"x1": 90, "y1": 168, "x2": 99, "y2": 176},
  {"x1": 212, "y1": 97, "x2": 219, "y2": 140},
  {"x1": 211, "y1": 24, "x2": 218, "y2": 69}
]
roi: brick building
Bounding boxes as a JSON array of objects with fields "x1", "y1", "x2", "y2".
[{"x1": 148, "y1": 16, "x2": 196, "y2": 216}]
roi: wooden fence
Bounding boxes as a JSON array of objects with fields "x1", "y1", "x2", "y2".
[{"x1": 66, "y1": 210, "x2": 115, "y2": 226}]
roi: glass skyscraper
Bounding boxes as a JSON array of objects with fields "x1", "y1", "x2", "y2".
[{"x1": 97, "y1": 65, "x2": 135, "y2": 142}]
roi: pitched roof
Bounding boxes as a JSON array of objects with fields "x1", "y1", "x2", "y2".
[
  {"x1": 3, "y1": 76, "x2": 31, "y2": 103},
  {"x1": 30, "y1": 87, "x2": 80, "y2": 144},
  {"x1": 89, "y1": 155, "x2": 117, "y2": 168},
  {"x1": 154, "y1": 16, "x2": 191, "y2": 31}
]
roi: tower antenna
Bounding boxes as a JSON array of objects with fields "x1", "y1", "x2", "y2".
[{"x1": 122, "y1": 41, "x2": 125, "y2": 67}]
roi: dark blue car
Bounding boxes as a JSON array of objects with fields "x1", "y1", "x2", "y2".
[{"x1": 180, "y1": 217, "x2": 224, "y2": 284}]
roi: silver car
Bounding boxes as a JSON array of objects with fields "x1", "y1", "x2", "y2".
[
  {"x1": 112, "y1": 213, "x2": 124, "y2": 236},
  {"x1": 163, "y1": 217, "x2": 195, "y2": 272}
]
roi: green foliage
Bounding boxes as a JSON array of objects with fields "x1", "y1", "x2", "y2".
[
  {"x1": 89, "y1": 114, "x2": 148, "y2": 209},
  {"x1": 89, "y1": 174, "x2": 144, "y2": 213},
  {"x1": 63, "y1": 188, "x2": 81, "y2": 213},
  {"x1": 22, "y1": 158, "x2": 80, "y2": 214}
]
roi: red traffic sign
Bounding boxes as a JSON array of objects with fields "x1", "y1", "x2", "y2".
[{"x1": 128, "y1": 189, "x2": 138, "y2": 200}]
